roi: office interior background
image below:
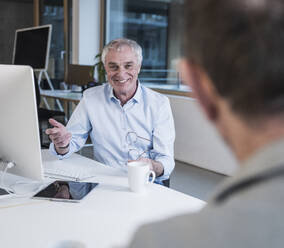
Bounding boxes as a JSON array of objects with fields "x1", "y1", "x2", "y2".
[{"x1": 0, "y1": 0, "x2": 238, "y2": 199}]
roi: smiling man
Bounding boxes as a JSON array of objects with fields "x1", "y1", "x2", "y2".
[{"x1": 46, "y1": 38, "x2": 175, "y2": 186}]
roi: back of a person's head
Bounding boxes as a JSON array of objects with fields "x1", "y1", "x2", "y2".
[{"x1": 184, "y1": 0, "x2": 284, "y2": 121}]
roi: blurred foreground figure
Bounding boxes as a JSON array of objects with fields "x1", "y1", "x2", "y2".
[{"x1": 127, "y1": 0, "x2": 284, "y2": 247}]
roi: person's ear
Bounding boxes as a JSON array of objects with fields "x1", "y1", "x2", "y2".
[
  {"x1": 178, "y1": 59, "x2": 219, "y2": 122},
  {"x1": 137, "y1": 64, "x2": 141, "y2": 74}
]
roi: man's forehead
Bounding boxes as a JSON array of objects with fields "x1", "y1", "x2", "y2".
[{"x1": 106, "y1": 47, "x2": 138, "y2": 64}]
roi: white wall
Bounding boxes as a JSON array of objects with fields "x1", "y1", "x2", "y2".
[
  {"x1": 72, "y1": 0, "x2": 101, "y2": 65},
  {"x1": 168, "y1": 95, "x2": 238, "y2": 176}
]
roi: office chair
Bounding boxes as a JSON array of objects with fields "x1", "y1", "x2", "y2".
[
  {"x1": 34, "y1": 74, "x2": 65, "y2": 148},
  {"x1": 65, "y1": 64, "x2": 95, "y2": 87},
  {"x1": 162, "y1": 178, "x2": 170, "y2": 188}
]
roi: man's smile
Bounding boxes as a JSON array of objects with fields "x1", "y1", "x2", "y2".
[{"x1": 113, "y1": 78, "x2": 131, "y2": 84}]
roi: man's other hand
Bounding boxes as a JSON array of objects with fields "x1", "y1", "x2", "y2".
[{"x1": 129, "y1": 157, "x2": 164, "y2": 177}]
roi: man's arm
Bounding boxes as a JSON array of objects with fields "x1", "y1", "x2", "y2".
[
  {"x1": 46, "y1": 97, "x2": 92, "y2": 158},
  {"x1": 144, "y1": 97, "x2": 175, "y2": 180}
]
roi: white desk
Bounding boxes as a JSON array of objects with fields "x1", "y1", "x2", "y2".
[{"x1": 0, "y1": 150, "x2": 205, "y2": 248}]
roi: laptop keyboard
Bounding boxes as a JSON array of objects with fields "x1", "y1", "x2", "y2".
[{"x1": 44, "y1": 166, "x2": 96, "y2": 182}]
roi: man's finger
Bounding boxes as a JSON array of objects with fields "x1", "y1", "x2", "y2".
[
  {"x1": 53, "y1": 135, "x2": 67, "y2": 144},
  {"x1": 48, "y1": 134, "x2": 60, "y2": 142},
  {"x1": 53, "y1": 132, "x2": 71, "y2": 144},
  {"x1": 48, "y1": 118, "x2": 64, "y2": 128},
  {"x1": 48, "y1": 130, "x2": 63, "y2": 140},
  {"x1": 45, "y1": 127, "x2": 60, "y2": 135},
  {"x1": 56, "y1": 141, "x2": 69, "y2": 147}
]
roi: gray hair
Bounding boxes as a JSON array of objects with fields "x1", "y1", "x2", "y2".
[{"x1": 101, "y1": 38, "x2": 143, "y2": 66}]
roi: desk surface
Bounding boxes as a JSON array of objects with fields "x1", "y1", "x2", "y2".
[{"x1": 0, "y1": 150, "x2": 205, "y2": 248}]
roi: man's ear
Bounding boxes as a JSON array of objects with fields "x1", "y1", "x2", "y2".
[
  {"x1": 138, "y1": 65, "x2": 141, "y2": 74},
  {"x1": 178, "y1": 59, "x2": 219, "y2": 122}
]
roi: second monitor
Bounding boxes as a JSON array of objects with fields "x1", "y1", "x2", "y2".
[{"x1": 12, "y1": 25, "x2": 52, "y2": 71}]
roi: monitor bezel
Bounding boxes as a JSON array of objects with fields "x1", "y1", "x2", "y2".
[{"x1": 12, "y1": 24, "x2": 52, "y2": 72}]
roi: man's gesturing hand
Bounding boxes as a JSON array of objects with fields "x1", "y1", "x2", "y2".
[{"x1": 45, "y1": 118, "x2": 71, "y2": 154}]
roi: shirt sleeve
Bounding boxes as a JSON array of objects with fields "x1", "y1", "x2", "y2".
[
  {"x1": 151, "y1": 97, "x2": 175, "y2": 182},
  {"x1": 49, "y1": 97, "x2": 92, "y2": 159}
]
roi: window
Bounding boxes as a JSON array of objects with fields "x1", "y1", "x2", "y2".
[
  {"x1": 39, "y1": 0, "x2": 72, "y2": 86},
  {"x1": 105, "y1": 0, "x2": 189, "y2": 92}
]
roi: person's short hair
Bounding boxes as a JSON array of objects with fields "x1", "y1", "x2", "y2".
[
  {"x1": 184, "y1": 0, "x2": 284, "y2": 120},
  {"x1": 101, "y1": 38, "x2": 143, "y2": 66}
]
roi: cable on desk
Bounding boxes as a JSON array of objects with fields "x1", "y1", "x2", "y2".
[
  {"x1": 0, "y1": 161, "x2": 44, "y2": 197},
  {"x1": 0, "y1": 161, "x2": 15, "y2": 194}
]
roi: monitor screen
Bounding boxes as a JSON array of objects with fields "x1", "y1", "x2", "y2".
[
  {"x1": 0, "y1": 64, "x2": 43, "y2": 181},
  {"x1": 12, "y1": 25, "x2": 52, "y2": 71}
]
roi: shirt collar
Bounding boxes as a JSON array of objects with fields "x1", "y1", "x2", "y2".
[
  {"x1": 107, "y1": 83, "x2": 116, "y2": 101},
  {"x1": 107, "y1": 80, "x2": 142, "y2": 104},
  {"x1": 132, "y1": 80, "x2": 142, "y2": 103}
]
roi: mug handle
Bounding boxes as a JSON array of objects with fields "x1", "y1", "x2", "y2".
[{"x1": 146, "y1": 170, "x2": 156, "y2": 184}]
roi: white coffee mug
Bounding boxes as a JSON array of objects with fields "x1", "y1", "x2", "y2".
[{"x1": 127, "y1": 161, "x2": 156, "y2": 193}]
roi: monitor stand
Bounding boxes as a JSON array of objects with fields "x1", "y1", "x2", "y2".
[{"x1": 0, "y1": 159, "x2": 13, "y2": 197}]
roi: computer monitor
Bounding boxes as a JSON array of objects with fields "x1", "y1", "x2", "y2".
[
  {"x1": 12, "y1": 24, "x2": 52, "y2": 71},
  {"x1": 0, "y1": 64, "x2": 44, "y2": 181}
]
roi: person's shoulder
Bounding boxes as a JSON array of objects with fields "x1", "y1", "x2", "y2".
[
  {"x1": 82, "y1": 84, "x2": 106, "y2": 98},
  {"x1": 129, "y1": 170, "x2": 284, "y2": 247},
  {"x1": 128, "y1": 212, "x2": 204, "y2": 247},
  {"x1": 129, "y1": 191, "x2": 284, "y2": 248},
  {"x1": 140, "y1": 84, "x2": 169, "y2": 104}
]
